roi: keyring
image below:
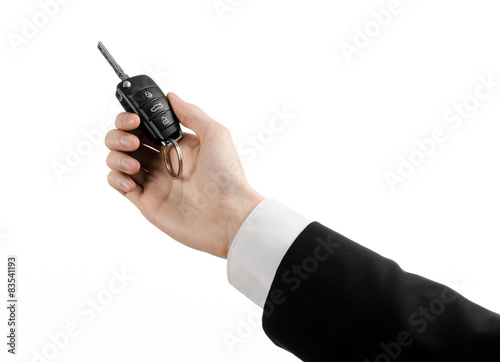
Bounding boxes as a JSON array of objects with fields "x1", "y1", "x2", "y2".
[{"x1": 162, "y1": 138, "x2": 183, "y2": 179}]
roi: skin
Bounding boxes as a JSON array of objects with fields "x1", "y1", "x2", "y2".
[{"x1": 105, "y1": 93, "x2": 264, "y2": 259}]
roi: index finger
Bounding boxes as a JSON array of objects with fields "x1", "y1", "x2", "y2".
[{"x1": 115, "y1": 112, "x2": 140, "y2": 131}]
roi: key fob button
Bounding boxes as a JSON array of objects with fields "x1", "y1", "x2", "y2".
[
  {"x1": 143, "y1": 98, "x2": 170, "y2": 118},
  {"x1": 152, "y1": 110, "x2": 175, "y2": 131},
  {"x1": 133, "y1": 87, "x2": 164, "y2": 106}
]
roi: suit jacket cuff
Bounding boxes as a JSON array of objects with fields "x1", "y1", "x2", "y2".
[{"x1": 227, "y1": 198, "x2": 310, "y2": 307}]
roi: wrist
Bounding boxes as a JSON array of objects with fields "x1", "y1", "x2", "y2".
[{"x1": 222, "y1": 187, "x2": 264, "y2": 259}]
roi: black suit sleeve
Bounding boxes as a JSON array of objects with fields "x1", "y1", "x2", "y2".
[{"x1": 261, "y1": 222, "x2": 500, "y2": 362}]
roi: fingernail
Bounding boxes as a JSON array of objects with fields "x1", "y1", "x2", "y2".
[
  {"x1": 121, "y1": 157, "x2": 136, "y2": 171},
  {"x1": 120, "y1": 136, "x2": 134, "y2": 148},
  {"x1": 125, "y1": 115, "x2": 135, "y2": 127},
  {"x1": 120, "y1": 178, "x2": 133, "y2": 191}
]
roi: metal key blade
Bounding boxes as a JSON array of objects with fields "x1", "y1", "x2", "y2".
[{"x1": 97, "y1": 41, "x2": 129, "y2": 81}]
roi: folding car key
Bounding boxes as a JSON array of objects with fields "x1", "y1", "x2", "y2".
[{"x1": 97, "y1": 41, "x2": 183, "y2": 179}]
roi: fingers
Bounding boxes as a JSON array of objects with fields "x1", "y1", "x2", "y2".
[
  {"x1": 106, "y1": 117, "x2": 163, "y2": 176},
  {"x1": 107, "y1": 169, "x2": 137, "y2": 193},
  {"x1": 167, "y1": 92, "x2": 218, "y2": 139},
  {"x1": 106, "y1": 151, "x2": 141, "y2": 175},
  {"x1": 107, "y1": 167, "x2": 148, "y2": 190},
  {"x1": 107, "y1": 170, "x2": 142, "y2": 205},
  {"x1": 128, "y1": 145, "x2": 161, "y2": 173},
  {"x1": 105, "y1": 129, "x2": 140, "y2": 152},
  {"x1": 107, "y1": 112, "x2": 157, "y2": 206},
  {"x1": 113, "y1": 112, "x2": 159, "y2": 150},
  {"x1": 115, "y1": 112, "x2": 140, "y2": 131},
  {"x1": 106, "y1": 147, "x2": 150, "y2": 187},
  {"x1": 106, "y1": 115, "x2": 160, "y2": 171}
]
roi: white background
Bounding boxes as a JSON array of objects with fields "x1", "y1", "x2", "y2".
[{"x1": 1, "y1": 0, "x2": 500, "y2": 361}]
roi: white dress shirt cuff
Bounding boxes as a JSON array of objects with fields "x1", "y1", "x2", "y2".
[{"x1": 227, "y1": 198, "x2": 310, "y2": 308}]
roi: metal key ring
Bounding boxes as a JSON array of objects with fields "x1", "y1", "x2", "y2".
[{"x1": 162, "y1": 138, "x2": 183, "y2": 179}]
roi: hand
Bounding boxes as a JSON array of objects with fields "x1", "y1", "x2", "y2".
[{"x1": 105, "y1": 93, "x2": 264, "y2": 258}]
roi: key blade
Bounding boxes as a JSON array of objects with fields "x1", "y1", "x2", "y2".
[{"x1": 97, "y1": 41, "x2": 129, "y2": 81}]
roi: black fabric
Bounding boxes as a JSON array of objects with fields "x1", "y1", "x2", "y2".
[{"x1": 262, "y1": 222, "x2": 500, "y2": 361}]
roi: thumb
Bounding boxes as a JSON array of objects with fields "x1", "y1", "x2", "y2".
[{"x1": 167, "y1": 92, "x2": 214, "y2": 139}]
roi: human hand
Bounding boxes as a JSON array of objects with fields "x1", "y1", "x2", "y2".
[{"x1": 105, "y1": 93, "x2": 264, "y2": 258}]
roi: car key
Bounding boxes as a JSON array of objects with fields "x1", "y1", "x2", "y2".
[{"x1": 97, "y1": 41, "x2": 183, "y2": 179}]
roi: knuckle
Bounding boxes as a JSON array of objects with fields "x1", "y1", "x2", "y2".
[
  {"x1": 207, "y1": 123, "x2": 230, "y2": 138},
  {"x1": 105, "y1": 152, "x2": 114, "y2": 169},
  {"x1": 107, "y1": 171, "x2": 114, "y2": 186},
  {"x1": 115, "y1": 112, "x2": 126, "y2": 127},
  {"x1": 104, "y1": 130, "x2": 115, "y2": 148},
  {"x1": 107, "y1": 129, "x2": 122, "y2": 146},
  {"x1": 219, "y1": 124, "x2": 231, "y2": 136}
]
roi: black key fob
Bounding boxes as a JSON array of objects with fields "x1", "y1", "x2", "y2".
[
  {"x1": 116, "y1": 75, "x2": 182, "y2": 146},
  {"x1": 98, "y1": 41, "x2": 184, "y2": 178}
]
